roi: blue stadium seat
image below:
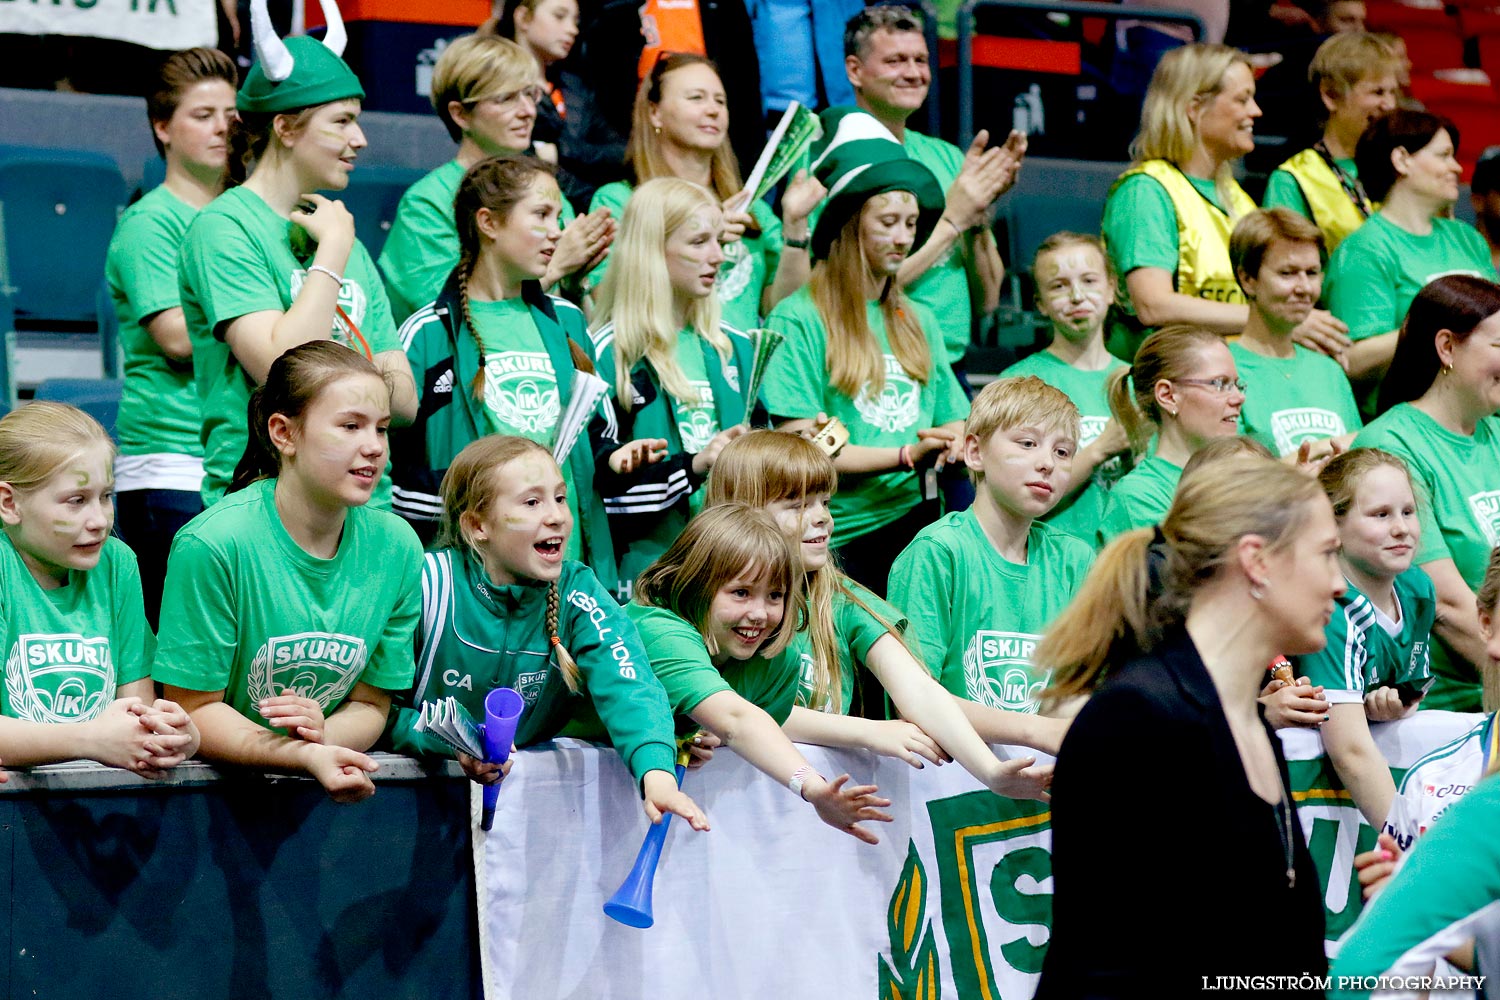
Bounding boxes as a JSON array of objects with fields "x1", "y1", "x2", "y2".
[
  {"x1": 33, "y1": 378, "x2": 123, "y2": 440},
  {"x1": 0, "y1": 146, "x2": 127, "y2": 327},
  {"x1": 0, "y1": 318, "x2": 15, "y2": 416},
  {"x1": 995, "y1": 156, "x2": 1126, "y2": 276},
  {"x1": 325, "y1": 165, "x2": 425, "y2": 259},
  {"x1": 96, "y1": 278, "x2": 121, "y2": 378}
]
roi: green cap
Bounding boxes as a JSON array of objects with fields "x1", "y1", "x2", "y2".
[
  {"x1": 239, "y1": 35, "x2": 364, "y2": 113},
  {"x1": 808, "y1": 107, "x2": 944, "y2": 260}
]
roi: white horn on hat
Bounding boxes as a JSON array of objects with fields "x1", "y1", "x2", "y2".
[
  {"x1": 250, "y1": 0, "x2": 296, "y2": 83},
  {"x1": 316, "y1": 0, "x2": 349, "y2": 57}
]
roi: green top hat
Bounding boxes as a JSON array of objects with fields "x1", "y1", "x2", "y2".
[
  {"x1": 239, "y1": 0, "x2": 365, "y2": 114},
  {"x1": 808, "y1": 107, "x2": 944, "y2": 261}
]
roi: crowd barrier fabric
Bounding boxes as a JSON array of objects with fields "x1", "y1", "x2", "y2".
[
  {"x1": 6, "y1": 0, "x2": 216, "y2": 50},
  {"x1": 476, "y1": 716, "x2": 1482, "y2": 999}
]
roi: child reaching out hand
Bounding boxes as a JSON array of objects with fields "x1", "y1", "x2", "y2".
[
  {"x1": 628, "y1": 504, "x2": 894, "y2": 843},
  {"x1": 388, "y1": 434, "x2": 707, "y2": 831}
]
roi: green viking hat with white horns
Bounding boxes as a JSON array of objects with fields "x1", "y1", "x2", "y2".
[
  {"x1": 807, "y1": 106, "x2": 944, "y2": 261},
  {"x1": 238, "y1": 0, "x2": 365, "y2": 114}
]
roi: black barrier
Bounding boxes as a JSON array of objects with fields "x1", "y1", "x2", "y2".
[{"x1": 0, "y1": 756, "x2": 476, "y2": 999}]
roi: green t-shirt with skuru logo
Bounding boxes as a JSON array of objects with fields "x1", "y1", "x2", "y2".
[
  {"x1": 672, "y1": 330, "x2": 721, "y2": 454},
  {"x1": 762, "y1": 286, "x2": 970, "y2": 542},
  {"x1": 105, "y1": 185, "x2": 203, "y2": 460},
  {"x1": 467, "y1": 297, "x2": 582, "y2": 563},
  {"x1": 178, "y1": 185, "x2": 402, "y2": 508},
  {"x1": 0, "y1": 536, "x2": 152, "y2": 723},
  {"x1": 378, "y1": 159, "x2": 577, "y2": 325},
  {"x1": 888, "y1": 509, "x2": 1093, "y2": 713},
  {"x1": 152, "y1": 478, "x2": 422, "y2": 727},
  {"x1": 1354, "y1": 404, "x2": 1500, "y2": 711},
  {"x1": 999, "y1": 349, "x2": 1128, "y2": 544},
  {"x1": 1229, "y1": 341, "x2": 1361, "y2": 457},
  {"x1": 1095, "y1": 454, "x2": 1183, "y2": 545},
  {"x1": 624, "y1": 601, "x2": 800, "y2": 732},
  {"x1": 789, "y1": 581, "x2": 907, "y2": 715},
  {"x1": 588, "y1": 181, "x2": 781, "y2": 333}
]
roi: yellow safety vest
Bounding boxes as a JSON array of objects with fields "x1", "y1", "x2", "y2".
[
  {"x1": 1117, "y1": 159, "x2": 1256, "y2": 306},
  {"x1": 1271, "y1": 147, "x2": 1372, "y2": 253}
]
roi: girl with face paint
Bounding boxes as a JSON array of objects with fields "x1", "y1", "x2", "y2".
[
  {"x1": 177, "y1": 0, "x2": 418, "y2": 510},
  {"x1": 588, "y1": 177, "x2": 757, "y2": 601},
  {"x1": 386, "y1": 434, "x2": 710, "y2": 835},
  {"x1": 0, "y1": 403, "x2": 199, "y2": 777},
  {"x1": 761, "y1": 108, "x2": 965, "y2": 600},
  {"x1": 106, "y1": 47, "x2": 238, "y2": 628},
  {"x1": 997, "y1": 233, "x2": 1131, "y2": 547},
  {"x1": 586, "y1": 54, "x2": 825, "y2": 334},
  {"x1": 391, "y1": 156, "x2": 627, "y2": 585}
]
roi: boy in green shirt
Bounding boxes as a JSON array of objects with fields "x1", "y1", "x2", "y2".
[{"x1": 890, "y1": 376, "x2": 1094, "y2": 712}]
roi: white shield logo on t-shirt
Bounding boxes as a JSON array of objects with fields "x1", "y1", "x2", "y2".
[
  {"x1": 1467, "y1": 490, "x2": 1500, "y2": 548},
  {"x1": 962, "y1": 630, "x2": 1047, "y2": 714},
  {"x1": 483, "y1": 351, "x2": 560, "y2": 435},
  {"x1": 248, "y1": 632, "x2": 368, "y2": 711},
  {"x1": 1270, "y1": 407, "x2": 1344, "y2": 457},
  {"x1": 5, "y1": 633, "x2": 114, "y2": 723},
  {"x1": 853, "y1": 356, "x2": 920, "y2": 434}
]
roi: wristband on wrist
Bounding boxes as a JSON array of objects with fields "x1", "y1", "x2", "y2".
[
  {"x1": 898, "y1": 444, "x2": 913, "y2": 469},
  {"x1": 307, "y1": 263, "x2": 344, "y2": 287},
  {"x1": 788, "y1": 764, "x2": 817, "y2": 800},
  {"x1": 940, "y1": 216, "x2": 965, "y2": 238},
  {"x1": 783, "y1": 233, "x2": 810, "y2": 250}
]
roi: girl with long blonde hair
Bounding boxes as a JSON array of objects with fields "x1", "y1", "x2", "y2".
[
  {"x1": 387, "y1": 435, "x2": 709, "y2": 831},
  {"x1": 589, "y1": 177, "x2": 753, "y2": 599},
  {"x1": 706, "y1": 431, "x2": 1057, "y2": 798},
  {"x1": 762, "y1": 108, "x2": 967, "y2": 596},
  {"x1": 586, "y1": 53, "x2": 824, "y2": 331}
]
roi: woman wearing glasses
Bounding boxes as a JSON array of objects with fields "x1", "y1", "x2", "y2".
[
  {"x1": 1096, "y1": 324, "x2": 1246, "y2": 544},
  {"x1": 586, "y1": 53, "x2": 823, "y2": 333},
  {"x1": 378, "y1": 34, "x2": 612, "y2": 323}
]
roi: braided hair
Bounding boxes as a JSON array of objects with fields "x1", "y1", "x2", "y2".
[
  {"x1": 437, "y1": 434, "x2": 582, "y2": 692},
  {"x1": 452, "y1": 155, "x2": 596, "y2": 399}
]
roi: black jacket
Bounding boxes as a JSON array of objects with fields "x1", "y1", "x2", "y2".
[{"x1": 1037, "y1": 631, "x2": 1327, "y2": 998}]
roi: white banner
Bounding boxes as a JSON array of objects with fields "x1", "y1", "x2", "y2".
[
  {"x1": 477, "y1": 739, "x2": 1053, "y2": 1000},
  {"x1": 476, "y1": 715, "x2": 1483, "y2": 999},
  {"x1": 1, "y1": 0, "x2": 217, "y2": 51},
  {"x1": 1280, "y1": 710, "x2": 1483, "y2": 955}
]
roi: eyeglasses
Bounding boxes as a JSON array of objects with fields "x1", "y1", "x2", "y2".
[{"x1": 1174, "y1": 377, "x2": 1245, "y2": 395}]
